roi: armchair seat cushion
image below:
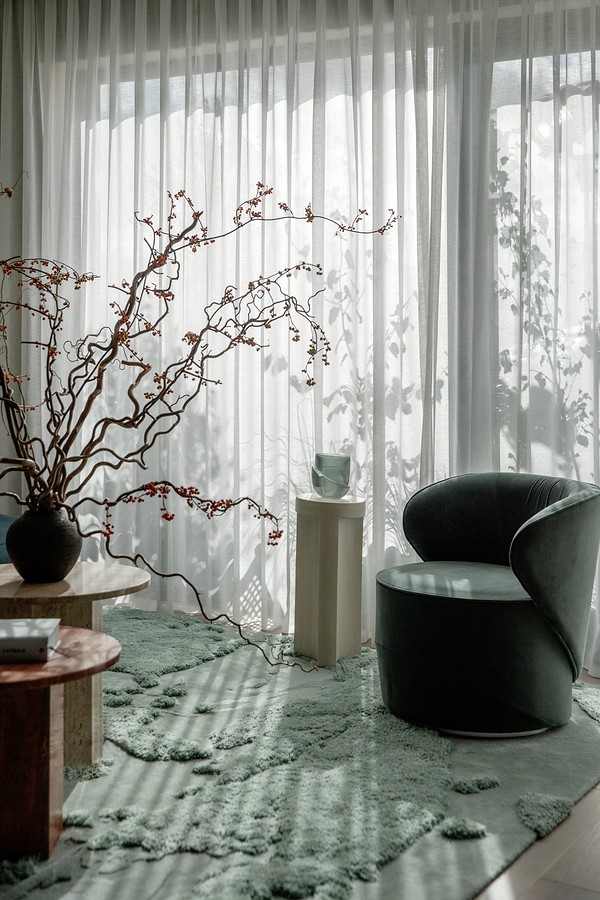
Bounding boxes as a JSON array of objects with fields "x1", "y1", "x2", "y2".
[{"x1": 377, "y1": 561, "x2": 531, "y2": 602}]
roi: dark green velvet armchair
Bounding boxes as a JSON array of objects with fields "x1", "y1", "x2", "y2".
[{"x1": 375, "y1": 473, "x2": 600, "y2": 736}]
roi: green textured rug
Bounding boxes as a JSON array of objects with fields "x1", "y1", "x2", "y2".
[{"x1": 2, "y1": 607, "x2": 600, "y2": 900}]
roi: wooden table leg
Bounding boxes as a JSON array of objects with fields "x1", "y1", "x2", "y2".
[
  {"x1": 50, "y1": 600, "x2": 103, "y2": 766},
  {"x1": 0, "y1": 684, "x2": 64, "y2": 860}
]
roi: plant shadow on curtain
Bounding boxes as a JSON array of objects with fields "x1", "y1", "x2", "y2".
[{"x1": 1, "y1": 0, "x2": 600, "y2": 673}]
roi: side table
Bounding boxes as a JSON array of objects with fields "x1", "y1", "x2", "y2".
[
  {"x1": 0, "y1": 626, "x2": 121, "y2": 861},
  {"x1": 294, "y1": 493, "x2": 366, "y2": 666},
  {"x1": 0, "y1": 561, "x2": 150, "y2": 766}
]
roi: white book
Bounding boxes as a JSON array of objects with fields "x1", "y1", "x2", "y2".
[{"x1": 0, "y1": 618, "x2": 61, "y2": 663}]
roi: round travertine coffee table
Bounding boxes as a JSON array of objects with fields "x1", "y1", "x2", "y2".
[
  {"x1": 0, "y1": 560, "x2": 150, "y2": 765},
  {"x1": 0, "y1": 626, "x2": 121, "y2": 860}
]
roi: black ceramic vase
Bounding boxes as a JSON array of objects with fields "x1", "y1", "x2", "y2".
[{"x1": 6, "y1": 509, "x2": 82, "y2": 583}]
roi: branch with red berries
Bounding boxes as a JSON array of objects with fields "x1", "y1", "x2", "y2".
[{"x1": 0, "y1": 179, "x2": 397, "y2": 668}]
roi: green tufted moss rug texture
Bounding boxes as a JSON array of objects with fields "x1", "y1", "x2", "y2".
[{"x1": 2, "y1": 606, "x2": 600, "y2": 900}]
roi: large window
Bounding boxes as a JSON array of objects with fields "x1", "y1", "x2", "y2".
[{"x1": 2, "y1": 0, "x2": 600, "y2": 670}]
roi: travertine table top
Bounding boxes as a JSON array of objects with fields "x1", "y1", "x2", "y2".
[{"x1": 0, "y1": 560, "x2": 150, "y2": 602}]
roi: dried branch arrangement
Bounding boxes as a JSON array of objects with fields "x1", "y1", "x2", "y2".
[{"x1": 0, "y1": 179, "x2": 396, "y2": 665}]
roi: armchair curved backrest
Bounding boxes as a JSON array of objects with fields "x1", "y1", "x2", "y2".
[
  {"x1": 403, "y1": 472, "x2": 590, "y2": 565},
  {"x1": 511, "y1": 489, "x2": 600, "y2": 678},
  {"x1": 403, "y1": 472, "x2": 600, "y2": 680}
]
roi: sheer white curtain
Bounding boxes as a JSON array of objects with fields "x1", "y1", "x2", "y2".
[{"x1": 2, "y1": 0, "x2": 600, "y2": 670}]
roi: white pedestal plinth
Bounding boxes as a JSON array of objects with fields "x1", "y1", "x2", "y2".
[{"x1": 294, "y1": 493, "x2": 366, "y2": 666}]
